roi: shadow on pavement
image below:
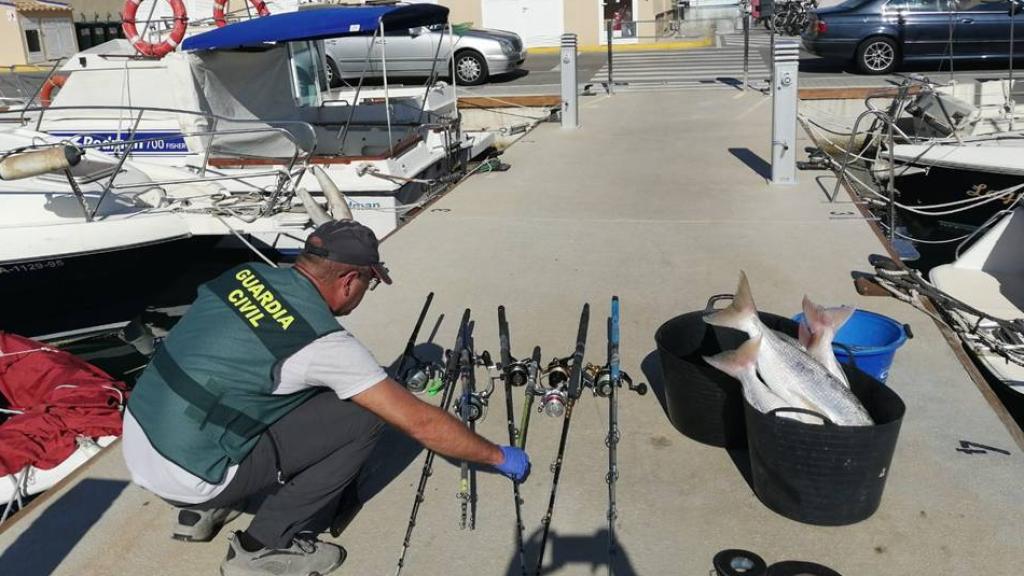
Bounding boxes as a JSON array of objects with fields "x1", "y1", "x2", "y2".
[
  {"x1": 0, "y1": 479, "x2": 129, "y2": 575},
  {"x1": 485, "y1": 69, "x2": 531, "y2": 84},
  {"x1": 359, "y1": 341, "x2": 449, "y2": 503},
  {"x1": 505, "y1": 526, "x2": 640, "y2": 576},
  {"x1": 728, "y1": 147, "x2": 772, "y2": 180}
]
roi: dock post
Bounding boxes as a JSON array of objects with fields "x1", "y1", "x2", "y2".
[
  {"x1": 561, "y1": 33, "x2": 579, "y2": 130},
  {"x1": 770, "y1": 39, "x2": 799, "y2": 186}
]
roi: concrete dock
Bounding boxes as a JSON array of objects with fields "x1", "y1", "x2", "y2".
[{"x1": 2, "y1": 88, "x2": 1023, "y2": 576}]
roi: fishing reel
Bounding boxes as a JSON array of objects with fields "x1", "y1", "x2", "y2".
[
  {"x1": 453, "y1": 351, "x2": 496, "y2": 423},
  {"x1": 454, "y1": 392, "x2": 488, "y2": 423},
  {"x1": 400, "y1": 357, "x2": 444, "y2": 394},
  {"x1": 535, "y1": 357, "x2": 573, "y2": 418},
  {"x1": 504, "y1": 360, "x2": 531, "y2": 387},
  {"x1": 583, "y1": 364, "x2": 649, "y2": 397},
  {"x1": 539, "y1": 388, "x2": 568, "y2": 418}
]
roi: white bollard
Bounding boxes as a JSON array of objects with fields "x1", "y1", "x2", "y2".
[
  {"x1": 771, "y1": 39, "x2": 800, "y2": 186},
  {"x1": 560, "y1": 33, "x2": 579, "y2": 130}
]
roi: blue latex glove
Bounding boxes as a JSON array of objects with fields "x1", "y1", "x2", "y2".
[{"x1": 495, "y1": 445, "x2": 530, "y2": 482}]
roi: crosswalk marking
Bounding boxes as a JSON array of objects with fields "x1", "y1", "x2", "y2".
[{"x1": 590, "y1": 40, "x2": 772, "y2": 92}]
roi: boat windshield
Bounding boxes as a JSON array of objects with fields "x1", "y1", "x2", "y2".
[{"x1": 288, "y1": 41, "x2": 325, "y2": 108}]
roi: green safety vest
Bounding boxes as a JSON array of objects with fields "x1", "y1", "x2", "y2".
[{"x1": 128, "y1": 263, "x2": 342, "y2": 484}]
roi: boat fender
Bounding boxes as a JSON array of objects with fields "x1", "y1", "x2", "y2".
[
  {"x1": 122, "y1": 0, "x2": 188, "y2": 58},
  {"x1": 39, "y1": 75, "x2": 67, "y2": 107},
  {"x1": 713, "y1": 549, "x2": 768, "y2": 576},
  {"x1": 312, "y1": 166, "x2": 353, "y2": 221},
  {"x1": 213, "y1": 0, "x2": 270, "y2": 27},
  {"x1": 294, "y1": 187, "x2": 332, "y2": 226},
  {"x1": 0, "y1": 146, "x2": 83, "y2": 181},
  {"x1": 767, "y1": 560, "x2": 843, "y2": 576}
]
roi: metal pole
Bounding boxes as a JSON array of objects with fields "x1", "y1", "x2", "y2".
[
  {"x1": 887, "y1": 117, "x2": 896, "y2": 242},
  {"x1": 743, "y1": 0, "x2": 751, "y2": 91},
  {"x1": 380, "y1": 22, "x2": 393, "y2": 155},
  {"x1": 771, "y1": 39, "x2": 800, "y2": 185},
  {"x1": 561, "y1": 33, "x2": 579, "y2": 129},
  {"x1": 1010, "y1": 2, "x2": 1017, "y2": 131},
  {"x1": 606, "y1": 20, "x2": 614, "y2": 95},
  {"x1": 769, "y1": 12, "x2": 775, "y2": 88}
]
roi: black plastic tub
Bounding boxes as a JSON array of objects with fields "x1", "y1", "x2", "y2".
[
  {"x1": 655, "y1": 296, "x2": 796, "y2": 448},
  {"x1": 744, "y1": 363, "x2": 905, "y2": 526}
]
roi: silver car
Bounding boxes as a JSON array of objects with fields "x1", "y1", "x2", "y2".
[{"x1": 323, "y1": 25, "x2": 526, "y2": 86}]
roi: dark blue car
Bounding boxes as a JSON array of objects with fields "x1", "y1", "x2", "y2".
[{"x1": 802, "y1": 0, "x2": 1024, "y2": 74}]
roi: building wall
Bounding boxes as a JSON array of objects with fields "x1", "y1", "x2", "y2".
[
  {"x1": 435, "y1": 0, "x2": 682, "y2": 47},
  {"x1": 444, "y1": 0, "x2": 481, "y2": 26},
  {"x1": 66, "y1": 0, "x2": 125, "y2": 21},
  {"x1": 0, "y1": 4, "x2": 28, "y2": 66}
]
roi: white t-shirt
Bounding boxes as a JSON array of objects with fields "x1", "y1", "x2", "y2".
[{"x1": 122, "y1": 329, "x2": 388, "y2": 504}]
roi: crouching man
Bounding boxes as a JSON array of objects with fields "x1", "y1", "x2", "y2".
[{"x1": 122, "y1": 221, "x2": 530, "y2": 576}]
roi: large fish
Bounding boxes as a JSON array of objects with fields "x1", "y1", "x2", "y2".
[
  {"x1": 704, "y1": 272, "x2": 873, "y2": 426},
  {"x1": 799, "y1": 296, "x2": 854, "y2": 389},
  {"x1": 704, "y1": 335, "x2": 819, "y2": 424}
]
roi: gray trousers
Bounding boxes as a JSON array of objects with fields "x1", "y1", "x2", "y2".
[{"x1": 196, "y1": 391, "x2": 383, "y2": 548}]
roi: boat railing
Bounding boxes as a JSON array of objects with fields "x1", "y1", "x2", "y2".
[
  {"x1": 829, "y1": 106, "x2": 902, "y2": 240},
  {"x1": 1, "y1": 104, "x2": 326, "y2": 223},
  {"x1": 4, "y1": 102, "x2": 317, "y2": 174}
]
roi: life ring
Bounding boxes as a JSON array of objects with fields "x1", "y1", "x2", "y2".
[
  {"x1": 121, "y1": 0, "x2": 188, "y2": 58},
  {"x1": 39, "y1": 75, "x2": 66, "y2": 107},
  {"x1": 213, "y1": 0, "x2": 270, "y2": 28}
]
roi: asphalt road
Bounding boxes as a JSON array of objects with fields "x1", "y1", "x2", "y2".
[
  {"x1": 2, "y1": 34, "x2": 1018, "y2": 101},
  {"x1": 462, "y1": 34, "x2": 1023, "y2": 96}
]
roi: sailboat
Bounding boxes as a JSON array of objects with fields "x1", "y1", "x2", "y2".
[{"x1": 930, "y1": 205, "x2": 1024, "y2": 427}]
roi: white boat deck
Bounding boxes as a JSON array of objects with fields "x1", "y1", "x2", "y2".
[{"x1": 2, "y1": 89, "x2": 1023, "y2": 576}]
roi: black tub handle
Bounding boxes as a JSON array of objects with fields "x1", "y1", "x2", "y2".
[
  {"x1": 834, "y1": 342, "x2": 859, "y2": 369},
  {"x1": 705, "y1": 294, "x2": 735, "y2": 312},
  {"x1": 767, "y1": 407, "x2": 835, "y2": 425},
  {"x1": 903, "y1": 323, "x2": 914, "y2": 339}
]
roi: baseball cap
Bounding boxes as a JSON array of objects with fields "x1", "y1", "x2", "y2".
[{"x1": 303, "y1": 221, "x2": 392, "y2": 285}]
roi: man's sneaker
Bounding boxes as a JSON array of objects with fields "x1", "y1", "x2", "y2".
[
  {"x1": 221, "y1": 533, "x2": 346, "y2": 576},
  {"x1": 172, "y1": 507, "x2": 241, "y2": 542}
]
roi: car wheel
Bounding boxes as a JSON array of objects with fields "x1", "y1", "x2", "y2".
[
  {"x1": 325, "y1": 57, "x2": 342, "y2": 88},
  {"x1": 454, "y1": 51, "x2": 488, "y2": 86},
  {"x1": 856, "y1": 36, "x2": 898, "y2": 75}
]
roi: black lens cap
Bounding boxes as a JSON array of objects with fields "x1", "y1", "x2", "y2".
[
  {"x1": 713, "y1": 549, "x2": 768, "y2": 576},
  {"x1": 767, "y1": 560, "x2": 843, "y2": 576}
]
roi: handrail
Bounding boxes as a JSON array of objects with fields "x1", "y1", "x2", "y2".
[
  {"x1": 2, "y1": 111, "x2": 315, "y2": 222},
  {"x1": 7, "y1": 103, "x2": 318, "y2": 157}
]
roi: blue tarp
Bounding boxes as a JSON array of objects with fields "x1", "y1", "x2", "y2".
[{"x1": 181, "y1": 5, "x2": 449, "y2": 51}]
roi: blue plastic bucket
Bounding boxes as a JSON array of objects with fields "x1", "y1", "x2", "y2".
[{"x1": 792, "y1": 309, "x2": 910, "y2": 383}]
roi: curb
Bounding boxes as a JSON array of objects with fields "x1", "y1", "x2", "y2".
[
  {"x1": 528, "y1": 37, "x2": 713, "y2": 55},
  {"x1": 0, "y1": 65, "x2": 49, "y2": 74}
]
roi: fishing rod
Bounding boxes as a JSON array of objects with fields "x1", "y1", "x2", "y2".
[
  {"x1": 397, "y1": 292, "x2": 444, "y2": 394},
  {"x1": 599, "y1": 297, "x2": 646, "y2": 575},
  {"x1": 497, "y1": 306, "x2": 529, "y2": 575},
  {"x1": 456, "y1": 340, "x2": 476, "y2": 530},
  {"x1": 517, "y1": 345, "x2": 542, "y2": 448},
  {"x1": 454, "y1": 328, "x2": 495, "y2": 530},
  {"x1": 394, "y1": 309, "x2": 470, "y2": 576},
  {"x1": 535, "y1": 303, "x2": 589, "y2": 576}
]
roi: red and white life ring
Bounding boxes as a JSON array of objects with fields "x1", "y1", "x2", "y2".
[
  {"x1": 121, "y1": 0, "x2": 188, "y2": 59},
  {"x1": 39, "y1": 75, "x2": 66, "y2": 107},
  {"x1": 213, "y1": 0, "x2": 270, "y2": 28}
]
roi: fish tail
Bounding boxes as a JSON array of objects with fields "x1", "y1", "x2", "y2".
[
  {"x1": 703, "y1": 334, "x2": 762, "y2": 380},
  {"x1": 802, "y1": 295, "x2": 856, "y2": 334},
  {"x1": 798, "y1": 320, "x2": 815, "y2": 349},
  {"x1": 828, "y1": 306, "x2": 856, "y2": 331},
  {"x1": 705, "y1": 271, "x2": 758, "y2": 332}
]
